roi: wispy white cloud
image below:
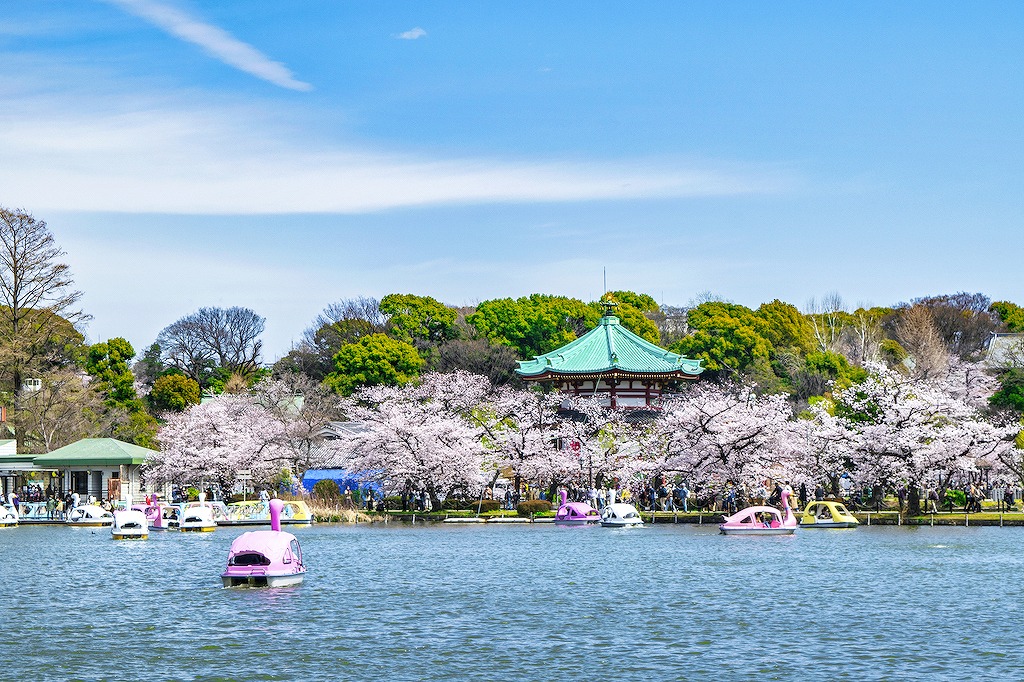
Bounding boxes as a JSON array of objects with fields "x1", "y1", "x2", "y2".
[
  {"x1": 395, "y1": 27, "x2": 427, "y2": 40},
  {"x1": 0, "y1": 95, "x2": 792, "y2": 215},
  {"x1": 104, "y1": 0, "x2": 312, "y2": 91}
]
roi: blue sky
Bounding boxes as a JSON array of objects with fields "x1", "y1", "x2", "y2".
[{"x1": 2, "y1": 1, "x2": 1022, "y2": 360}]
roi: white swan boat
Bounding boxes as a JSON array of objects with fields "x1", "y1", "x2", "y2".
[
  {"x1": 111, "y1": 508, "x2": 149, "y2": 539},
  {"x1": 600, "y1": 502, "x2": 644, "y2": 527},
  {"x1": 67, "y1": 505, "x2": 114, "y2": 527}
]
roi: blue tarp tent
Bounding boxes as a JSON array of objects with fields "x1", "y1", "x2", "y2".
[{"x1": 301, "y1": 469, "x2": 382, "y2": 499}]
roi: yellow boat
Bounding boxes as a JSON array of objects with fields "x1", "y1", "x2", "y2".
[{"x1": 799, "y1": 500, "x2": 859, "y2": 528}]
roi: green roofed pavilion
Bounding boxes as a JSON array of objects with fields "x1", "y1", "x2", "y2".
[
  {"x1": 516, "y1": 309, "x2": 703, "y2": 408},
  {"x1": 31, "y1": 438, "x2": 156, "y2": 503},
  {"x1": 32, "y1": 438, "x2": 155, "y2": 467}
]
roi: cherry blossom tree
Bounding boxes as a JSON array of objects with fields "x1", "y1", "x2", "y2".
[
  {"x1": 147, "y1": 394, "x2": 287, "y2": 488},
  {"x1": 472, "y1": 385, "x2": 573, "y2": 493},
  {"x1": 829, "y1": 363, "x2": 1017, "y2": 514},
  {"x1": 648, "y1": 383, "x2": 795, "y2": 490},
  {"x1": 253, "y1": 373, "x2": 341, "y2": 479},
  {"x1": 559, "y1": 396, "x2": 649, "y2": 489},
  {"x1": 336, "y1": 371, "x2": 491, "y2": 509},
  {"x1": 785, "y1": 401, "x2": 857, "y2": 495}
]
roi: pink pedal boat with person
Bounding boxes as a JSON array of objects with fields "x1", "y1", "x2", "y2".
[
  {"x1": 221, "y1": 498, "x2": 306, "y2": 588},
  {"x1": 719, "y1": 489, "x2": 798, "y2": 536},
  {"x1": 554, "y1": 489, "x2": 600, "y2": 525}
]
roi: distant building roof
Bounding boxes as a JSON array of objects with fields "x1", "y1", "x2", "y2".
[
  {"x1": 516, "y1": 313, "x2": 704, "y2": 380},
  {"x1": 32, "y1": 438, "x2": 157, "y2": 467},
  {"x1": 320, "y1": 421, "x2": 368, "y2": 439}
]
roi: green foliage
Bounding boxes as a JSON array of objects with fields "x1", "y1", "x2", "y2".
[
  {"x1": 804, "y1": 351, "x2": 868, "y2": 387},
  {"x1": 597, "y1": 299, "x2": 661, "y2": 344},
  {"x1": 312, "y1": 479, "x2": 342, "y2": 500},
  {"x1": 991, "y1": 369, "x2": 1024, "y2": 412},
  {"x1": 670, "y1": 302, "x2": 773, "y2": 377},
  {"x1": 879, "y1": 339, "x2": 908, "y2": 365},
  {"x1": 113, "y1": 409, "x2": 160, "y2": 449},
  {"x1": 755, "y1": 300, "x2": 815, "y2": 354},
  {"x1": 517, "y1": 499, "x2": 552, "y2": 516},
  {"x1": 84, "y1": 337, "x2": 140, "y2": 411},
  {"x1": 606, "y1": 290, "x2": 659, "y2": 313},
  {"x1": 833, "y1": 388, "x2": 883, "y2": 424},
  {"x1": 468, "y1": 294, "x2": 599, "y2": 359},
  {"x1": 325, "y1": 333, "x2": 424, "y2": 395},
  {"x1": 380, "y1": 293, "x2": 459, "y2": 344},
  {"x1": 135, "y1": 343, "x2": 165, "y2": 388},
  {"x1": 991, "y1": 301, "x2": 1024, "y2": 332},
  {"x1": 150, "y1": 374, "x2": 201, "y2": 411},
  {"x1": 944, "y1": 489, "x2": 966, "y2": 508}
]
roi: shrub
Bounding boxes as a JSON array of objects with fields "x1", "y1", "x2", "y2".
[
  {"x1": 471, "y1": 500, "x2": 501, "y2": 513},
  {"x1": 517, "y1": 499, "x2": 551, "y2": 517},
  {"x1": 312, "y1": 479, "x2": 341, "y2": 500},
  {"x1": 944, "y1": 489, "x2": 966, "y2": 509}
]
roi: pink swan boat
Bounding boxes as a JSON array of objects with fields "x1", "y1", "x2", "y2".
[
  {"x1": 221, "y1": 498, "x2": 306, "y2": 588},
  {"x1": 554, "y1": 489, "x2": 600, "y2": 525},
  {"x1": 719, "y1": 489, "x2": 798, "y2": 536}
]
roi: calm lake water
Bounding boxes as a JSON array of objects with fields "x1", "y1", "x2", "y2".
[{"x1": 2, "y1": 521, "x2": 1022, "y2": 681}]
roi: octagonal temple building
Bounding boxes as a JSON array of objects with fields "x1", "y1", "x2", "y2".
[{"x1": 515, "y1": 307, "x2": 704, "y2": 408}]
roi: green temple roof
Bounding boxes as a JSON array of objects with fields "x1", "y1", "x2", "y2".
[
  {"x1": 32, "y1": 438, "x2": 157, "y2": 467},
  {"x1": 516, "y1": 314, "x2": 704, "y2": 379}
]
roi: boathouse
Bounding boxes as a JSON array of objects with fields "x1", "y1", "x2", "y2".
[
  {"x1": 30, "y1": 438, "x2": 154, "y2": 502},
  {"x1": 515, "y1": 304, "x2": 704, "y2": 407}
]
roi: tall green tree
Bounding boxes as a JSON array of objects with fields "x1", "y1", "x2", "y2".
[
  {"x1": 380, "y1": 293, "x2": 459, "y2": 344},
  {"x1": 85, "y1": 337, "x2": 141, "y2": 410},
  {"x1": 670, "y1": 302, "x2": 773, "y2": 379},
  {"x1": 325, "y1": 333, "x2": 424, "y2": 395},
  {"x1": 469, "y1": 294, "x2": 598, "y2": 359},
  {"x1": 85, "y1": 337, "x2": 159, "y2": 446},
  {"x1": 755, "y1": 300, "x2": 815, "y2": 354}
]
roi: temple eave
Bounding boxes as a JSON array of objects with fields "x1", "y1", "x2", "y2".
[{"x1": 519, "y1": 370, "x2": 701, "y2": 382}]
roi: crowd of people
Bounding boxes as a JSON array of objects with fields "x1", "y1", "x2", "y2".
[{"x1": 489, "y1": 476, "x2": 1023, "y2": 516}]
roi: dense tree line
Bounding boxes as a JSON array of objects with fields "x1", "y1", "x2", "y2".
[{"x1": 3, "y1": 205, "x2": 1023, "y2": 489}]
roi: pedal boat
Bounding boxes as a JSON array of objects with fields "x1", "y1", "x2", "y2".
[
  {"x1": 143, "y1": 502, "x2": 181, "y2": 530},
  {"x1": 799, "y1": 500, "x2": 859, "y2": 528},
  {"x1": 179, "y1": 499, "x2": 218, "y2": 532},
  {"x1": 111, "y1": 508, "x2": 149, "y2": 539},
  {"x1": 12, "y1": 501, "x2": 52, "y2": 523},
  {"x1": 0, "y1": 503, "x2": 18, "y2": 528},
  {"x1": 720, "y1": 490, "x2": 797, "y2": 536},
  {"x1": 554, "y1": 490, "x2": 600, "y2": 525},
  {"x1": 67, "y1": 504, "x2": 115, "y2": 527},
  {"x1": 600, "y1": 502, "x2": 644, "y2": 527},
  {"x1": 222, "y1": 499, "x2": 306, "y2": 588},
  {"x1": 221, "y1": 499, "x2": 313, "y2": 526}
]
